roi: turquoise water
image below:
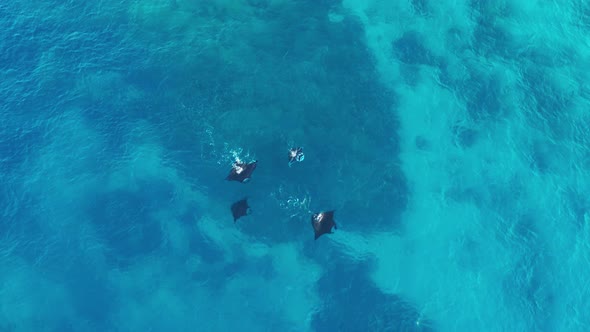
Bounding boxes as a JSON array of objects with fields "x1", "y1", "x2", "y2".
[{"x1": 2, "y1": 0, "x2": 590, "y2": 331}]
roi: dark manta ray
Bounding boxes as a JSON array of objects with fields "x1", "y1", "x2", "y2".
[
  {"x1": 311, "y1": 210, "x2": 337, "y2": 240},
  {"x1": 226, "y1": 160, "x2": 257, "y2": 183},
  {"x1": 231, "y1": 198, "x2": 251, "y2": 222}
]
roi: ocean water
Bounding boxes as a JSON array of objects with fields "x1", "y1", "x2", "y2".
[{"x1": 1, "y1": 0, "x2": 590, "y2": 331}]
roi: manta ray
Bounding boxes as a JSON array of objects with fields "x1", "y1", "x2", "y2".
[
  {"x1": 226, "y1": 160, "x2": 258, "y2": 183},
  {"x1": 311, "y1": 210, "x2": 337, "y2": 240},
  {"x1": 231, "y1": 198, "x2": 251, "y2": 222}
]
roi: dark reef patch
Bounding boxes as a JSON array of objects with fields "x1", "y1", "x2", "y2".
[
  {"x1": 519, "y1": 65, "x2": 573, "y2": 139},
  {"x1": 501, "y1": 245, "x2": 555, "y2": 331},
  {"x1": 452, "y1": 125, "x2": 478, "y2": 148},
  {"x1": 85, "y1": 179, "x2": 174, "y2": 267},
  {"x1": 463, "y1": 72, "x2": 506, "y2": 122},
  {"x1": 62, "y1": 256, "x2": 116, "y2": 331},
  {"x1": 311, "y1": 258, "x2": 435, "y2": 332},
  {"x1": 411, "y1": 0, "x2": 430, "y2": 15},
  {"x1": 415, "y1": 136, "x2": 430, "y2": 150},
  {"x1": 393, "y1": 31, "x2": 440, "y2": 66}
]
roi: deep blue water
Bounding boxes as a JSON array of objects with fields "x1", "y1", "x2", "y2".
[{"x1": 2, "y1": 0, "x2": 590, "y2": 331}]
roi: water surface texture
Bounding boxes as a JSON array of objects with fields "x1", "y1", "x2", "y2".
[{"x1": 1, "y1": 0, "x2": 590, "y2": 331}]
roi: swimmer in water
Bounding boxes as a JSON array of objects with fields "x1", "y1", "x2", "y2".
[{"x1": 288, "y1": 147, "x2": 305, "y2": 167}]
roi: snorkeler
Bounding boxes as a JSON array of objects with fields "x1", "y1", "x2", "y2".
[{"x1": 288, "y1": 147, "x2": 305, "y2": 167}]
